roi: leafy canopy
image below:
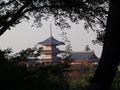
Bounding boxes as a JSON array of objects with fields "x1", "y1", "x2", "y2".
[{"x1": 0, "y1": 0, "x2": 109, "y2": 42}]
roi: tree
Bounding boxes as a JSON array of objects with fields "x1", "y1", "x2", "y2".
[
  {"x1": 0, "y1": 48, "x2": 12, "y2": 64},
  {"x1": 2, "y1": 0, "x2": 120, "y2": 90},
  {"x1": 11, "y1": 46, "x2": 42, "y2": 61},
  {"x1": 85, "y1": 45, "x2": 91, "y2": 51},
  {"x1": 0, "y1": 0, "x2": 107, "y2": 36},
  {"x1": 89, "y1": 1, "x2": 120, "y2": 90}
]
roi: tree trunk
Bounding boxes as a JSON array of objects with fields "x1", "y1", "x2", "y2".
[{"x1": 89, "y1": 0, "x2": 120, "y2": 90}]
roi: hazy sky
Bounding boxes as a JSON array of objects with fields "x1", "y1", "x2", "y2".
[{"x1": 0, "y1": 19, "x2": 102, "y2": 57}]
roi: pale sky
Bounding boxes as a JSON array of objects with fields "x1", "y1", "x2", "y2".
[{"x1": 0, "y1": 19, "x2": 102, "y2": 58}]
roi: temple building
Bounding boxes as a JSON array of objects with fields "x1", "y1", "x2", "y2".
[
  {"x1": 38, "y1": 24, "x2": 64, "y2": 64},
  {"x1": 38, "y1": 36, "x2": 64, "y2": 64},
  {"x1": 70, "y1": 51, "x2": 99, "y2": 65}
]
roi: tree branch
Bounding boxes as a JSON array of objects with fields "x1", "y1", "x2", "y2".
[
  {"x1": 0, "y1": 2, "x2": 30, "y2": 36},
  {"x1": 0, "y1": 0, "x2": 15, "y2": 7}
]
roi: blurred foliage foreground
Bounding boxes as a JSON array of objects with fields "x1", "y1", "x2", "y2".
[
  {"x1": 0, "y1": 55, "x2": 120, "y2": 90},
  {"x1": 0, "y1": 63, "x2": 120, "y2": 90}
]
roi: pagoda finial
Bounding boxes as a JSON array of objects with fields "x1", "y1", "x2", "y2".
[{"x1": 50, "y1": 22, "x2": 52, "y2": 37}]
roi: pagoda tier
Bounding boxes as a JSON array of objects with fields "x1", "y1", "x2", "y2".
[
  {"x1": 41, "y1": 48, "x2": 64, "y2": 54},
  {"x1": 40, "y1": 54, "x2": 61, "y2": 60},
  {"x1": 38, "y1": 36, "x2": 64, "y2": 46}
]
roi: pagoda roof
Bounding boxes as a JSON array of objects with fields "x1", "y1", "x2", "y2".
[
  {"x1": 71, "y1": 51, "x2": 99, "y2": 62},
  {"x1": 38, "y1": 36, "x2": 64, "y2": 46}
]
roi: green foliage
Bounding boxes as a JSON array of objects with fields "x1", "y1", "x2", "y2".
[
  {"x1": 112, "y1": 71, "x2": 120, "y2": 90},
  {"x1": 0, "y1": 48, "x2": 12, "y2": 64},
  {"x1": 0, "y1": 0, "x2": 109, "y2": 43},
  {"x1": 68, "y1": 65, "x2": 96, "y2": 90},
  {"x1": 68, "y1": 73, "x2": 93, "y2": 90},
  {"x1": 85, "y1": 45, "x2": 91, "y2": 51},
  {"x1": 0, "y1": 48, "x2": 70, "y2": 90},
  {"x1": 1, "y1": 47, "x2": 120, "y2": 90},
  {"x1": 11, "y1": 46, "x2": 42, "y2": 61},
  {"x1": 0, "y1": 60, "x2": 69, "y2": 90},
  {"x1": 1, "y1": 55, "x2": 120, "y2": 90}
]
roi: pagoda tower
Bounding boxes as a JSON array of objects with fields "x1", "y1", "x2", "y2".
[{"x1": 38, "y1": 24, "x2": 64, "y2": 64}]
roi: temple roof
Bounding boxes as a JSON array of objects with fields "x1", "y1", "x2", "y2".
[
  {"x1": 71, "y1": 51, "x2": 99, "y2": 62},
  {"x1": 38, "y1": 36, "x2": 64, "y2": 46}
]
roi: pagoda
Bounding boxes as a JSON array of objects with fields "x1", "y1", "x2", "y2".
[{"x1": 38, "y1": 24, "x2": 64, "y2": 64}]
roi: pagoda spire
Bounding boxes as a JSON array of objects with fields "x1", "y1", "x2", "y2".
[
  {"x1": 38, "y1": 22, "x2": 65, "y2": 64},
  {"x1": 50, "y1": 22, "x2": 52, "y2": 37}
]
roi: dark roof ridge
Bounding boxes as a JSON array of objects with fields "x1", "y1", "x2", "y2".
[{"x1": 38, "y1": 36, "x2": 64, "y2": 45}]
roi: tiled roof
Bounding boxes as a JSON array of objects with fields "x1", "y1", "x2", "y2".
[
  {"x1": 71, "y1": 51, "x2": 99, "y2": 62},
  {"x1": 38, "y1": 36, "x2": 64, "y2": 46}
]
